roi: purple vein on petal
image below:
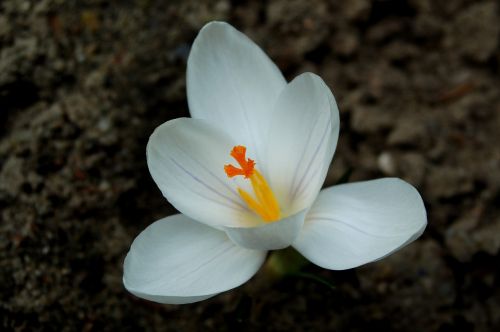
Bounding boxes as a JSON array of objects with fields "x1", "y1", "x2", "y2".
[
  {"x1": 290, "y1": 107, "x2": 332, "y2": 203},
  {"x1": 308, "y1": 216, "x2": 409, "y2": 238},
  {"x1": 159, "y1": 241, "x2": 235, "y2": 291},
  {"x1": 175, "y1": 145, "x2": 243, "y2": 200},
  {"x1": 287, "y1": 108, "x2": 323, "y2": 200},
  {"x1": 169, "y1": 157, "x2": 247, "y2": 211}
]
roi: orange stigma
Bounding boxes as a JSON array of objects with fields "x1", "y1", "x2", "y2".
[
  {"x1": 224, "y1": 145, "x2": 281, "y2": 222},
  {"x1": 224, "y1": 146, "x2": 255, "y2": 178}
]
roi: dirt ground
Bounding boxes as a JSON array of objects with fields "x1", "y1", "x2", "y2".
[{"x1": 1, "y1": 0, "x2": 500, "y2": 331}]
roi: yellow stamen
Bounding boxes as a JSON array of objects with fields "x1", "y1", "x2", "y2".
[{"x1": 224, "y1": 146, "x2": 281, "y2": 222}]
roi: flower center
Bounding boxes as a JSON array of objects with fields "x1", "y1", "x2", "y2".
[{"x1": 224, "y1": 145, "x2": 281, "y2": 222}]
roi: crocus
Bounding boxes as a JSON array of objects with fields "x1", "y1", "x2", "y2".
[{"x1": 123, "y1": 21, "x2": 427, "y2": 304}]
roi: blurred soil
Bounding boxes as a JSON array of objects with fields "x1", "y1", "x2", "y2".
[{"x1": 1, "y1": 0, "x2": 500, "y2": 331}]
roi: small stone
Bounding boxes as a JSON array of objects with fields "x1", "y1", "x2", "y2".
[
  {"x1": 84, "y1": 69, "x2": 106, "y2": 89},
  {"x1": 396, "y1": 153, "x2": 427, "y2": 186},
  {"x1": 445, "y1": 1, "x2": 500, "y2": 62},
  {"x1": 445, "y1": 213, "x2": 480, "y2": 262},
  {"x1": 0, "y1": 15, "x2": 10, "y2": 39},
  {"x1": 97, "y1": 117, "x2": 111, "y2": 132},
  {"x1": 378, "y1": 152, "x2": 396, "y2": 175},
  {"x1": 383, "y1": 42, "x2": 418, "y2": 62},
  {"x1": 351, "y1": 105, "x2": 395, "y2": 134},
  {"x1": 445, "y1": 205, "x2": 500, "y2": 262},
  {"x1": 367, "y1": 19, "x2": 404, "y2": 43},
  {"x1": 0, "y1": 157, "x2": 24, "y2": 197},
  {"x1": 388, "y1": 116, "x2": 426, "y2": 147},
  {"x1": 474, "y1": 219, "x2": 500, "y2": 256},
  {"x1": 341, "y1": 0, "x2": 371, "y2": 21},
  {"x1": 425, "y1": 166, "x2": 474, "y2": 200},
  {"x1": 332, "y1": 30, "x2": 359, "y2": 57}
]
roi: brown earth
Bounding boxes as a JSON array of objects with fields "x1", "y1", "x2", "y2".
[{"x1": 1, "y1": 0, "x2": 500, "y2": 331}]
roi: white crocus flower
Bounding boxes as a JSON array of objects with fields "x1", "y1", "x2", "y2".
[{"x1": 123, "y1": 21, "x2": 427, "y2": 304}]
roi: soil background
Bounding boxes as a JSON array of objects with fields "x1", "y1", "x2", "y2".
[{"x1": 1, "y1": 0, "x2": 500, "y2": 331}]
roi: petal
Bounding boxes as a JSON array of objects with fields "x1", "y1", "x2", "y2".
[
  {"x1": 147, "y1": 118, "x2": 260, "y2": 228},
  {"x1": 266, "y1": 73, "x2": 340, "y2": 214},
  {"x1": 224, "y1": 209, "x2": 307, "y2": 250},
  {"x1": 123, "y1": 214, "x2": 267, "y2": 304},
  {"x1": 293, "y1": 178, "x2": 427, "y2": 270},
  {"x1": 187, "y1": 21, "x2": 286, "y2": 161}
]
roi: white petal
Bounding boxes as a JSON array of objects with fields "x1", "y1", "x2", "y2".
[
  {"x1": 123, "y1": 214, "x2": 267, "y2": 304},
  {"x1": 187, "y1": 21, "x2": 286, "y2": 161},
  {"x1": 147, "y1": 118, "x2": 259, "y2": 228},
  {"x1": 266, "y1": 73, "x2": 340, "y2": 214},
  {"x1": 293, "y1": 178, "x2": 427, "y2": 270},
  {"x1": 224, "y1": 209, "x2": 307, "y2": 250}
]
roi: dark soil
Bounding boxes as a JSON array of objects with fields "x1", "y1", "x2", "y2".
[{"x1": 1, "y1": 0, "x2": 500, "y2": 331}]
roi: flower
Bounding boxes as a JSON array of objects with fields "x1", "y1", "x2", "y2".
[{"x1": 123, "y1": 21, "x2": 427, "y2": 304}]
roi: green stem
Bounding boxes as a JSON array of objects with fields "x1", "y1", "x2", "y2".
[{"x1": 263, "y1": 247, "x2": 310, "y2": 278}]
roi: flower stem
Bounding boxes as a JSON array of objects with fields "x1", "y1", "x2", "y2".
[{"x1": 263, "y1": 247, "x2": 310, "y2": 279}]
